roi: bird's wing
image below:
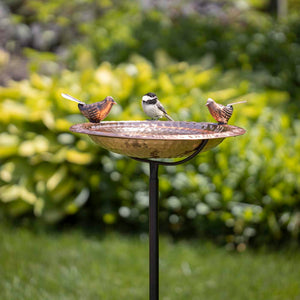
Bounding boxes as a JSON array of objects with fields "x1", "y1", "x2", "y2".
[
  {"x1": 156, "y1": 100, "x2": 168, "y2": 115},
  {"x1": 61, "y1": 93, "x2": 85, "y2": 105},
  {"x1": 221, "y1": 105, "x2": 233, "y2": 121},
  {"x1": 157, "y1": 100, "x2": 174, "y2": 120}
]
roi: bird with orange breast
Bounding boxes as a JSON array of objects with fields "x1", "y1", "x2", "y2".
[
  {"x1": 206, "y1": 98, "x2": 246, "y2": 125},
  {"x1": 62, "y1": 93, "x2": 117, "y2": 123}
]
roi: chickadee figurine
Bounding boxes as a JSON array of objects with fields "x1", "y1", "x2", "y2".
[
  {"x1": 206, "y1": 98, "x2": 246, "y2": 124},
  {"x1": 62, "y1": 93, "x2": 117, "y2": 123},
  {"x1": 142, "y1": 92, "x2": 174, "y2": 121}
]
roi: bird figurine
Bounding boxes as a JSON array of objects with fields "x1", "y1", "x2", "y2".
[
  {"x1": 141, "y1": 92, "x2": 174, "y2": 121},
  {"x1": 61, "y1": 93, "x2": 117, "y2": 123},
  {"x1": 206, "y1": 98, "x2": 246, "y2": 124}
]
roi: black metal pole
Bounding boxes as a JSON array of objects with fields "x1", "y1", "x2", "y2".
[{"x1": 149, "y1": 161, "x2": 159, "y2": 300}]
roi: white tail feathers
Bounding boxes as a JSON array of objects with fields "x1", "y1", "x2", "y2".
[
  {"x1": 61, "y1": 93, "x2": 85, "y2": 105},
  {"x1": 227, "y1": 100, "x2": 247, "y2": 106}
]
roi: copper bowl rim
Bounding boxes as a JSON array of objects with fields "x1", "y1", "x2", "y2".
[{"x1": 70, "y1": 121, "x2": 246, "y2": 141}]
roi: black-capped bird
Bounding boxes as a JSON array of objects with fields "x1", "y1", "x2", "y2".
[
  {"x1": 142, "y1": 92, "x2": 174, "y2": 121},
  {"x1": 61, "y1": 93, "x2": 117, "y2": 123},
  {"x1": 206, "y1": 98, "x2": 246, "y2": 124}
]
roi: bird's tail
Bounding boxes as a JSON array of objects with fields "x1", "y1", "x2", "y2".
[
  {"x1": 165, "y1": 114, "x2": 174, "y2": 121},
  {"x1": 61, "y1": 93, "x2": 86, "y2": 105},
  {"x1": 227, "y1": 100, "x2": 247, "y2": 106}
]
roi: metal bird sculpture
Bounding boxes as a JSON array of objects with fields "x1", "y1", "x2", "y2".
[
  {"x1": 61, "y1": 93, "x2": 117, "y2": 123},
  {"x1": 206, "y1": 98, "x2": 246, "y2": 125}
]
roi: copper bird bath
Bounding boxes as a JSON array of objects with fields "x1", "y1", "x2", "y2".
[{"x1": 70, "y1": 120, "x2": 246, "y2": 300}]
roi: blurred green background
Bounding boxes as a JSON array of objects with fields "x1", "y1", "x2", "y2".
[
  {"x1": 1, "y1": 0, "x2": 300, "y2": 299},
  {"x1": 0, "y1": 0, "x2": 300, "y2": 249}
]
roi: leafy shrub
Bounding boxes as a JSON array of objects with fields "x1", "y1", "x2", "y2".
[
  {"x1": 2, "y1": 0, "x2": 300, "y2": 100},
  {"x1": 1, "y1": 57, "x2": 299, "y2": 248},
  {"x1": 1, "y1": 0, "x2": 299, "y2": 247}
]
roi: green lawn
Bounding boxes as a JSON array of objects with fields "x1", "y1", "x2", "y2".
[{"x1": 0, "y1": 225, "x2": 300, "y2": 300}]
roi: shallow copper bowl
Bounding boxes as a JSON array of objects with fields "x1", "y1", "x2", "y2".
[{"x1": 70, "y1": 121, "x2": 246, "y2": 158}]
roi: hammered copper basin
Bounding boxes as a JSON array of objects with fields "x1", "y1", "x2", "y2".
[{"x1": 70, "y1": 121, "x2": 246, "y2": 158}]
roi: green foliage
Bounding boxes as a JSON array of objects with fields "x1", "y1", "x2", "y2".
[
  {"x1": 1, "y1": 0, "x2": 300, "y2": 247},
  {"x1": 1, "y1": 56, "x2": 299, "y2": 247},
  {"x1": 3, "y1": 1, "x2": 300, "y2": 97}
]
